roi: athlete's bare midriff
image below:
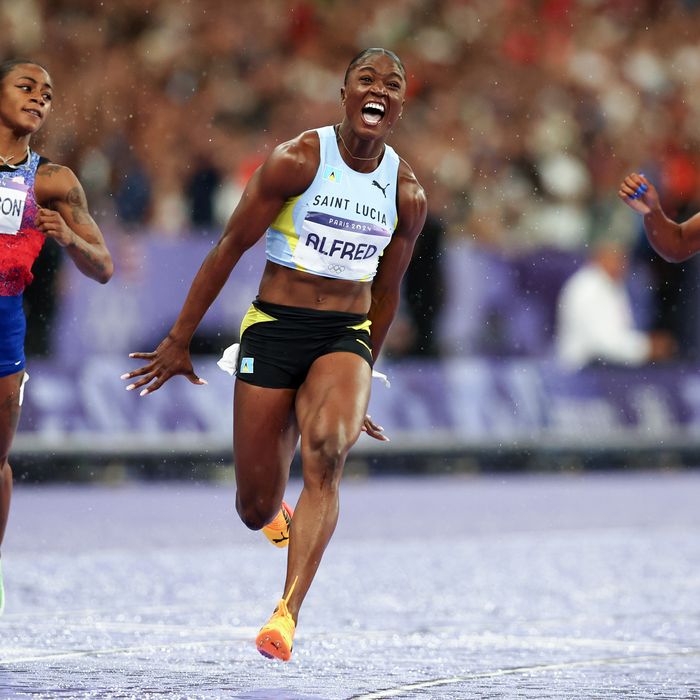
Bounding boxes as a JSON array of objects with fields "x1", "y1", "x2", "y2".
[{"x1": 257, "y1": 261, "x2": 372, "y2": 314}]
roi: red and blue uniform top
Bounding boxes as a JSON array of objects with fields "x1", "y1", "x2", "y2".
[{"x1": 0, "y1": 150, "x2": 45, "y2": 296}]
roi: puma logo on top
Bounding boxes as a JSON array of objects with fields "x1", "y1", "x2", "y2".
[{"x1": 372, "y1": 180, "x2": 390, "y2": 198}]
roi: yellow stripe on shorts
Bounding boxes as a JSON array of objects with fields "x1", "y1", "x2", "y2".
[
  {"x1": 355, "y1": 338, "x2": 373, "y2": 356},
  {"x1": 348, "y1": 318, "x2": 372, "y2": 333},
  {"x1": 240, "y1": 304, "x2": 277, "y2": 338}
]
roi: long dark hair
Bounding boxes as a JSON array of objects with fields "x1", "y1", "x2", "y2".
[{"x1": 344, "y1": 48, "x2": 406, "y2": 85}]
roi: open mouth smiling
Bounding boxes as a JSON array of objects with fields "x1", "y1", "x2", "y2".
[{"x1": 361, "y1": 102, "x2": 385, "y2": 126}]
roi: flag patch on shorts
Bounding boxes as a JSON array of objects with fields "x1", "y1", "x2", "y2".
[{"x1": 240, "y1": 357, "x2": 254, "y2": 374}]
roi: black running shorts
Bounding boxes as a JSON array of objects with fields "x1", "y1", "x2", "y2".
[{"x1": 235, "y1": 299, "x2": 373, "y2": 389}]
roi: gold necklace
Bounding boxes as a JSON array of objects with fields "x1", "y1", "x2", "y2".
[
  {"x1": 0, "y1": 147, "x2": 30, "y2": 169},
  {"x1": 335, "y1": 125, "x2": 384, "y2": 162}
]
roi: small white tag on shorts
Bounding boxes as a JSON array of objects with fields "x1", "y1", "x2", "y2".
[
  {"x1": 240, "y1": 357, "x2": 254, "y2": 374},
  {"x1": 217, "y1": 343, "x2": 240, "y2": 376}
]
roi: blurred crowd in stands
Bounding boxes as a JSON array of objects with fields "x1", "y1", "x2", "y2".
[{"x1": 4, "y1": 0, "x2": 700, "y2": 360}]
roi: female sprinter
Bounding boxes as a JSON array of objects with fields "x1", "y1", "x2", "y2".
[
  {"x1": 123, "y1": 48, "x2": 427, "y2": 661},
  {"x1": 0, "y1": 59, "x2": 114, "y2": 614}
]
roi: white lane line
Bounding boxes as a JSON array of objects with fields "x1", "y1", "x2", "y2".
[
  {"x1": 21, "y1": 621, "x2": 257, "y2": 635},
  {"x1": 0, "y1": 627, "x2": 700, "y2": 668},
  {"x1": 0, "y1": 627, "x2": 691, "y2": 664},
  {"x1": 374, "y1": 629, "x2": 687, "y2": 654},
  {"x1": 0, "y1": 637, "x2": 250, "y2": 664},
  {"x1": 349, "y1": 649, "x2": 700, "y2": 699},
  {"x1": 4, "y1": 604, "x2": 697, "y2": 627},
  {"x1": 0, "y1": 602, "x2": 229, "y2": 620},
  {"x1": 0, "y1": 624, "x2": 688, "y2": 656}
]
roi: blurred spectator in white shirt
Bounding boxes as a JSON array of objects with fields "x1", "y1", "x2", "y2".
[{"x1": 555, "y1": 241, "x2": 676, "y2": 370}]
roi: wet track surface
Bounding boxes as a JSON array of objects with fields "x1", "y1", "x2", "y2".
[{"x1": 1, "y1": 471, "x2": 699, "y2": 698}]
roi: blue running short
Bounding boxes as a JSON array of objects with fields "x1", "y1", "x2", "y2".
[{"x1": 0, "y1": 294, "x2": 26, "y2": 377}]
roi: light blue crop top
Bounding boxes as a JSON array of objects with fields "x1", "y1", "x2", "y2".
[{"x1": 265, "y1": 125, "x2": 400, "y2": 282}]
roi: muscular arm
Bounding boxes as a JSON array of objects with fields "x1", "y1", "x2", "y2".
[
  {"x1": 368, "y1": 160, "x2": 428, "y2": 359},
  {"x1": 123, "y1": 131, "x2": 320, "y2": 395},
  {"x1": 35, "y1": 164, "x2": 113, "y2": 282},
  {"x1": 618, "y1": 172, "x2": 700, "y2": 262},
  {"x1": 643, "y1": 208, "x2": 700, "y2": 263},
  {"x1": 168, "y1": 133, "x2": 320, "y2": 345}
]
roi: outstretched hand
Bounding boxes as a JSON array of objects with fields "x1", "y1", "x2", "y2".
[
  {"x1": 361, "y1": 414, "x2": 389, "y2": 442},
  {"x1": 121, "y1": 336, "x2": 207, "y2": 396},
  {"x1": 618, "y1": 173, "x2": 660, "y2": 215}
]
